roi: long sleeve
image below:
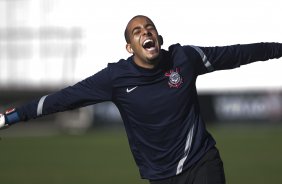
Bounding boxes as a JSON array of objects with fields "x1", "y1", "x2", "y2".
[
  {"x1": 190, "y1": 42, "x2": 282, "y2": 75},
  {"x1": 16, "y1": 67, "x2": 113, "y2": 122}
]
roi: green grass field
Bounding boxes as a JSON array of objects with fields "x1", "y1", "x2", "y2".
[{"x1": 0, "y1": 125, "x2": 282, "y2": 184}]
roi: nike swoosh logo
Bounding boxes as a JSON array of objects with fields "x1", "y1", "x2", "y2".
[{"x1": 126, "y1": 86, "x2": 138, "y2": 93}]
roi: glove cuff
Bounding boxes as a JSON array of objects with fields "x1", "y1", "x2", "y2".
[{"x1": 4, "y1": 108, "x2": 20, "y2": 125}]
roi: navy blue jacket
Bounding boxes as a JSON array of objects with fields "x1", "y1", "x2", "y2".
[{"x1": 11, "y1": 43, "x2": 282, "y2": 179}]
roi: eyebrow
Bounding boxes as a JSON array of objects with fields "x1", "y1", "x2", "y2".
[{"x1": 131, "y1": 23, "x2": 155, "y2": 35}]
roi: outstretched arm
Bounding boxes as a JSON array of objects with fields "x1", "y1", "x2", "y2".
[
  {"x1": 190, "y1": 42, "x2": 282, "y2": 75},
  {"x1": 0, "y1": 67, "x2": 113, "y2": 129}
]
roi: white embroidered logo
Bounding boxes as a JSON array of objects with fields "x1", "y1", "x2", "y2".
[{"x1": 126, "y1": 86, "x2": 138, "y2": 93}]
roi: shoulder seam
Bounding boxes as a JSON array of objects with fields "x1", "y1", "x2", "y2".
[{"x1": 189, "y1": 45, "x2": 214, "y2": 72}]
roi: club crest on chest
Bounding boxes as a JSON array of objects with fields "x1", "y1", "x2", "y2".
[{"x1": 164, "y1": 68, "x2": 183, "y2": 88}]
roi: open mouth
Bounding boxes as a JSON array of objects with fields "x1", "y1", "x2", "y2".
[{"x1": 142, "y1": 39, "x2": 156, "y2": 51}]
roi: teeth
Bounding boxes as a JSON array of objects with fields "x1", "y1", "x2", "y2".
[{"x1": 143, "y1": 39, "x2": 153, "y2": 46}]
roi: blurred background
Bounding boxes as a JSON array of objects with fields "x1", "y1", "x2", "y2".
[{"x1": 0, "y1": 0, "x2": 282, "y2": 184}]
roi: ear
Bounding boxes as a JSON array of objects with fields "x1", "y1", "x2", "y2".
[
  {"x1": 158, "y1": 35, "x2": 163, "y2": 46},
  {"x1": 126, "y1": 43, "x2": 134, "y2": 54}
]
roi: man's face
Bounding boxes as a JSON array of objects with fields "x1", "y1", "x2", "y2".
[{"x1": 126, "y1": 16, "x2": 161, "y2": 68}]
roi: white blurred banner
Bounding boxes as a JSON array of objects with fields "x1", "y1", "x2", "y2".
[{"x1": 0, "y1": 0, "x2": 281, "y2": 91}]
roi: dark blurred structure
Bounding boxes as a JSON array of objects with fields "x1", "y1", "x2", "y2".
[
  {"x1": 198, "y1": 91, "x2": 282, "y2": 124},
  {"x1": 93, "y1": 90, "x2": 282, "y2": 127}
]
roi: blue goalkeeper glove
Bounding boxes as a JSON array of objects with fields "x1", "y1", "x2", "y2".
[{"x1": 0, "y1": 108, "x2": 20, "y2": 130}]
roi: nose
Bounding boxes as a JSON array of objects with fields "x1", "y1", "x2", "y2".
[{"x1": 142, "y1": 28, "x2": 152, "y2": 36}]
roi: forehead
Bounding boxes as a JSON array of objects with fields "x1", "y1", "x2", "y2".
[{"x1": 127, "y1": 16, "x2": 155, "y2": 31}]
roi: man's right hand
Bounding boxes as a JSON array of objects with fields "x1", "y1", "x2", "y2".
[{"x1": 0, "y1": 114, "x2": 9, "y2": 130}]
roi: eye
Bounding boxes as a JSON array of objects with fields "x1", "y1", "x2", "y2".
[
  {"x1": 134, "y1": 30, "x2": 140, "y2": 35},
  {"x1": 146, "y1": 25, "x2": 156, "y2": 31},
  {"x1": 132, "y1": 28, "x2": 141, "y2": 35}
]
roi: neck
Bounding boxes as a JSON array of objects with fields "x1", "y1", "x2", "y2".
[{"x1": 133, "y1": 52, "x2": 163, "y2": 69}]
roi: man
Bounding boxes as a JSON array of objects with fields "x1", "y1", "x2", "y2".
[{"x1": 1, "y1": 15, "x2": 282, "y2": 184}]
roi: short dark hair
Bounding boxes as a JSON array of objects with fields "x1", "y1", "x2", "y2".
[
  {"x1": 124, "y1": 26, "x2": 131, "y2": 44},
  {"x1": 124, "y1": 15, "x2": 155, "y2": 44}
]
